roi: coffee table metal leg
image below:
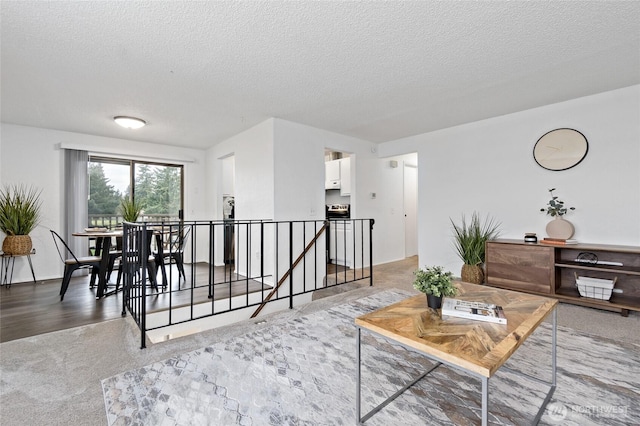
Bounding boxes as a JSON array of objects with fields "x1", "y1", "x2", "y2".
[
  {"x1": 356, "y1": 326, "x2": 361, "y2": 424},
  {"x1": 552, "y1": 308, "x2": 557, "y2": 388},
  {"x1": 532, "y1": 308, "x2": 558, "y2": 424},
  {"x1": 359, "y1": 311, "x2": 558, "y2": 426},
  {"x1": 482, "y1": 377, "x2": 489, "y2": 426},
  {"x1": 494, "y1": 308, "x2": 557, "y2": 424},
  {"x1": 357, "y1": 326, "x2": 442, "y2": 424}
]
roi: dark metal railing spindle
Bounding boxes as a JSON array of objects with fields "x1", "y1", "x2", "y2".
[
  {"x1": 289, "y1": 221, "x2": 294, "y2": 310},
  {"x1": 121, "y1": 218, "x2": 373, "y2": 349}
]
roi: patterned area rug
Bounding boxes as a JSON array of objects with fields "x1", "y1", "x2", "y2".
[{"x1": 102, "y1": 291, "x2": 639, "y2": 425}]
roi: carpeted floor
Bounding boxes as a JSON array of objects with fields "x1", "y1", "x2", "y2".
[{"x1": 102, "y1": 290, "x2": 640, "y2": 426}]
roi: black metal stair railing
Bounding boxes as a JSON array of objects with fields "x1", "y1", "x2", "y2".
[
  {"x1": 250, "y1": 221, "x2": 328, "y2": 318},
  {"x1": 122, "y1": 218, "x2": 374, "y2": 348}
]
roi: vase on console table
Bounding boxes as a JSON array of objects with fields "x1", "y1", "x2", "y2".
[{"x1": 546, "y1": 216, "x2": 574, "y2": 240}]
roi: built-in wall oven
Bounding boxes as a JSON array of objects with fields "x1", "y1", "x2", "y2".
[{"x1": 326, "y1": 204, "x2": 351, "y2": 265}]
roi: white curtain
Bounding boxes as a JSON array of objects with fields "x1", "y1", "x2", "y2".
[{"x1": 64, "y1": 149, "x2": 89, "y2": 257}]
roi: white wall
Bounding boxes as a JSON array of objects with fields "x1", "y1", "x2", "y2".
[
  {"x1": 379, "y1": 85, "x2": 640, "y2": 275},
  {"x1": 273, "y1": 120, "x2": 325, "y2": 221},
  {"x1": 273, "y1": 119, "x2": 377, "y2": 221},
  {"x1": 0, "y1": 123, "x2": 207, "y2": 282},
  {"x1": 221, "y1": 155, "x2": 235, "y2": 197},
  {"x1": 272, "y1": 119, "x2": 416, "y2": 265},
  {"x1": 206, "y1": 118, "x2": 411, "y2": 269},
  {"x1": 356, "y1": 153, "x2": 418, "y2": 264},
  {"x1": 206, "y1": 119, "x2": 275, "y2": 271},
  {"x1": 208, "y1": 119, "x2": 275, "y2": 221}
]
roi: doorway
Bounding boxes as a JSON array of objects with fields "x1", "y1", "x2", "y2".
[
  {"x1": 221, "y1": 155, "x2": 235, "y2": 265},
  {"x1": 403, "y1": 162, "x2": 418, "y2": 257}
]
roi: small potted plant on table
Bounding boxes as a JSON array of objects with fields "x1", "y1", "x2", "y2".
[{"x1": 413, "y1": 265, "x2": 457, "y2": 309}]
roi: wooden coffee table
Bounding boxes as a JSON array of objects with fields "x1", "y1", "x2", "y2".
[{"x1": 355, "y1": 281, "x2": 558, "y2": 425}]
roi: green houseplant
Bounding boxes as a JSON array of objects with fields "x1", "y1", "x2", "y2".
[
  {"x1": 450, "y1": 212, "x2": 501, "y2": 284},
  {"x1": 0, "y1": 184, "x2": 43, "y2": 255},
  {"x1": 540, "y1": 188, "x2": 575, "y2": 217},
  {"x1": 119, "y1": 197, "x2": 143, "y2": 222},
  {"x1": 413, "y1": 265, "x2": 457, "y2": 309}
]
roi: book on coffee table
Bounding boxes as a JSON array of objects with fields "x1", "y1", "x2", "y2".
[{"x1": 442, "y1": 298, "x2": 507, "y2": 324}]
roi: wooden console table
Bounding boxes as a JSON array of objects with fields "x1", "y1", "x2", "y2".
[
  {"x1": 486, "y1": 239, "x2": 640, "y2": 316},
  {"x1": 1, "y1": 249, "x2": 37, "y2": 288},
  {"x1": 355, "y1": 282, "x2": 558, "y2": 425}
]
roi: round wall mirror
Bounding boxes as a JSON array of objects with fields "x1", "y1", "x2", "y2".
[{"x1": 533, "y1": 128, "x2": 588, "y2": 171}]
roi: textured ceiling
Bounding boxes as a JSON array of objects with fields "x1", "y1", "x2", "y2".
[{"x1": 1, "y1": 1, "x2": 639, "y2": 150}]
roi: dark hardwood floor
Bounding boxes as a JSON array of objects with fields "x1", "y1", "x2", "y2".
[
  {"x1": 0, "y1": 261, "x2": 351, "y2": 343},
  {"x1": 1, "y1": 274, "x2": 125, "y2": 343},
  {"x1": 0, "y1": 262, "x2": 277, "y2": 343}
]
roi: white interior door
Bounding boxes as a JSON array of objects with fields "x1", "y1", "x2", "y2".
[{"x1": 403, "y1": 163, "x2": 418, "y2": 257}]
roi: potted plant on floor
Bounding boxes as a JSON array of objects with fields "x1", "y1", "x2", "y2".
[
  {"x1": 413, "y1": 265, "x2": 457, "y2": 309},
  {"x1": 450, "y1": 212, "x2": 501, "y2": 284},
  {"x1": 0, "y1": 184, "x2": 43, "y2": 255}
]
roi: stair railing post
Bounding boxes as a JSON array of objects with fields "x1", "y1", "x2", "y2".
[
  {"x1": 289, "y1": 221, "x2": 294, "y2": 310},
  {"x1": 260, "y1": 221, "x2": 264, "y2": 294},
  {"x1": 121, "y1": 223, "x2": 128, "y2": 317},
  {"x1": 140, "y1": 224, "x2": 148, "y2": 348},
  {"x1": 208, "y1": 221, "x2": 214, "y2": 299},
  {"x1": 369, "y1": 219, "x2": 374, "y2": 287}
]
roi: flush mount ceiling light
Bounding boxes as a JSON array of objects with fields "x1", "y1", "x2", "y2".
[{"x1": 114, "y1": 116, "x2": 146, "y2": 129}]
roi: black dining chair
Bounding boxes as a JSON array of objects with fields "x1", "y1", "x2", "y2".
[
  {"x1": 156, "y1": 226, "x2": 191, "y2": 288},
  {"x1": 121, "y1": 228, "x2": 159, "y2": 292},
  {"x1": 50, "y1": 230, "x2": 103, "y2": 301},
  {"x1": 106, "y1": 235, "x2": 123, "y2": 288}
]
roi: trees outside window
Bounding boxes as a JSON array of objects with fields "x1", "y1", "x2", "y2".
[
  {"x1": 88, "y1": 157, "x2": 183, "y2": 226},
  {"x1": 88, "y1": 163, "x2": 122, "y2": 217},
  {"x1": 134, "y1": 164, "x2": 182, "y2": 217}
]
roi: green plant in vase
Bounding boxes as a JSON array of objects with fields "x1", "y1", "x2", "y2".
[
  {"x1": 540, "y1": 188, "x2": 575, "y2": 217},
  {"x1": 540, "y1": 188, "x2": 576, "y2": 239},
  {"x1": 0, "y1": 184, "x2": 43, "y2": 255},
  {"x1": 450, "y1": 212, "x2": 501, "y2": 284},
  {"x1": 119, "y1": 197, "x2": 143, "y2": 223},
  {"x1": 413, "y1": 265, "x2": 457, "y2": 309}
]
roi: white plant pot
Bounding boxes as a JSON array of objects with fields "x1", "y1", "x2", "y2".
[{"x1": 546, "y1": 217, "x2": 574, "y2": 239}]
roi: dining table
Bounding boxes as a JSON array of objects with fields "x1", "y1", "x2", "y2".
[{"x1": 72, "y1": 229, "x2": 123, "y2": 299}]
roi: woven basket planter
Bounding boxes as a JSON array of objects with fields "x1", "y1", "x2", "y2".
[
  {"x1": 461, "y1": 264, "x2": 484, "y2": 284},
  {"x1": 2, "y1": 235, "x2": 33, "y2": 255}
]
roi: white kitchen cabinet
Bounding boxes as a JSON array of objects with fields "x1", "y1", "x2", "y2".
[
  {"x1": 329, "y1": 220, "x2": 353, "y2": 267},
  {"x1": 339, "y1": 158, "x2": 351, "y2": 196},
  {"x1": 325, "y1": 159, "x2": 341, "y2": 190}
]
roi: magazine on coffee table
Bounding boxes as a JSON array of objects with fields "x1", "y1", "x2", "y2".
[{"x1": 441, "y1": 298, "x2": 507, "y2": 324}]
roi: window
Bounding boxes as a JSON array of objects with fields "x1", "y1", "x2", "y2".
[{"x1": 88, "y1": 157, "x2": 183, "y2": 226}]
